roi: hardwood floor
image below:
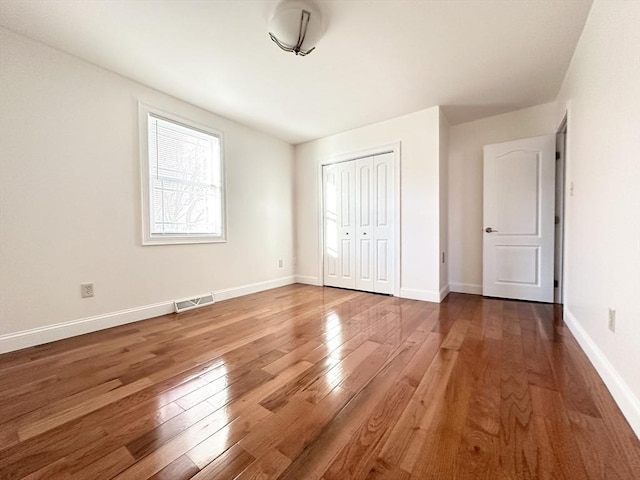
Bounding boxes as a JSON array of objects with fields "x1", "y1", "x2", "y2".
[{"x1": 0, "y1": 285, "x2": 638, "y2": 479}]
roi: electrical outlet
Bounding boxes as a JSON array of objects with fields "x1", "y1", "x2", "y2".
[
  {"x1": 608, "y1": 308, "x2": 616, "y2": 333},
  {"x1": 81, "y1": 283, "x2": 94, "y2": 298},
  {"x1": 278, "y1": 259, "x2": 284, "y2": 268}
]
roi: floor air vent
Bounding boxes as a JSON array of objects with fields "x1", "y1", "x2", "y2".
[{"x1": 174, "y1": 293, "x2": 215, "y2": 313}]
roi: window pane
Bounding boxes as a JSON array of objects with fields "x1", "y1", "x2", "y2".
[{"x1": 147, "y1": 113, "x2": 222, "y2": 238}]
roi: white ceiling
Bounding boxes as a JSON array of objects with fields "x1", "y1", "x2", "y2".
[{"x1": 0, "y1": 0, "x2": 593, "y2": 144}]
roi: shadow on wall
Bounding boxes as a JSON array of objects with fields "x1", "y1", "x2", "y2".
[{"x1": 442, "y1": 104, "x2": 527, "y2": 125}]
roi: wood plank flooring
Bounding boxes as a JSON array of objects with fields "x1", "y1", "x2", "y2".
[{"x1": 0, "y1": 285, "x2": 638, "y2": 479}]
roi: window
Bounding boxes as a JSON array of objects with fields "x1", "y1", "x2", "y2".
[{"x1": 140, "y1": 104, "x2": 225, "y2": 245}]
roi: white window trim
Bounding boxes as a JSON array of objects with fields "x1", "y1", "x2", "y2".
[{"x1": 138, "y1": 102, "x2": 227, "y2": 245}]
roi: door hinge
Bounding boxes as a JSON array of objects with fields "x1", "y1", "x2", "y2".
[
  {"x1": 556, "y1": 152, "x2": 561, "y2": 160},
  {"x1": 554, "y1": 280, "x2": 559, "y2": 288},
  {"x1": 555, "y1": 215, "x2": 560, "y2": 225}
]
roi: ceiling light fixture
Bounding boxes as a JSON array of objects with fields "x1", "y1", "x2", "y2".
[{"x1": 268, "y1": 0, "x2": 323, "y2": 56}]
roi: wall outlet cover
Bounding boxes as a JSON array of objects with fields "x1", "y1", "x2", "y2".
[{"x1": 81, "y1": 283, "x2": 94, "y2": 298}]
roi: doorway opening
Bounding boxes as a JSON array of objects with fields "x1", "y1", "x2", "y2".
[{"x1": 554, "y1": 114, "x2": 568, "y2": 304}]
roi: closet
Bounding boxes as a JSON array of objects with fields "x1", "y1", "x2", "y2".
[{"x1": 323, "y1": 152, "x2": 395, "y2": 294}]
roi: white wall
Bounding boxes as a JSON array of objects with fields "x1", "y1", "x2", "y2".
[
  {"x1": 554, "y1": 0, "x2": 640, "y2": 435},
  {"x1": 448, "y1": 0, "x2": 640, "y2": 437},
  {"x1": 439, "y1": 111, "x2": 449, "y2": 292},
  {"x1": 0, "y1": 28, "x2": 295, "y2": 349},
  {"x1": 447, "y1": 102, "x2": 559, "y2": 293},
  {"x1": 294, "y1": 107, "x2": 447, "y2": 302}
]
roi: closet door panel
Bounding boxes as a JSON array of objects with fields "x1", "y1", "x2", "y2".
[
  {"x1": 339, "y1": 162, "x2": 356, "y2": 288},
  {"x1": 376, "y1": 239, "x2": 389, "y2": 282},
  {"x1": 373, "y1": 153, "x2": 394, "y2": 294},
  {"x1": 324, "y1": 166, "x2": 339, "y2": 284},
  {"x1": 359, "y1": 239, "x2": 372, "y2": 280},
  {"x1": 323, "y1": 162, "x2": 356, "y2": 289},
  {"x1": 355, "y1": 158, "x2": 374, "y2": 291}
]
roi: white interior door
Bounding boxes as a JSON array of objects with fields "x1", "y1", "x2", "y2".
[
  {"x1": 324, "y1": 152, "x2": 395, "y2": 294},
  {"x1": 483, "y1": 134, "x2": 555, "y2": 302},
  {"x1": 355, "y1": 158, "x2": 374, "y2": 292},
  {"x1": 372, "y1": 153, "x2": 394, "y2": 294},
  {"x1": 323, "y1": 161, "x2": 356, "y2": 289}
]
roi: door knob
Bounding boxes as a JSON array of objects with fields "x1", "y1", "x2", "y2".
[{"x1": 485, "y1": 227, "x2": 498, "y2": 233}]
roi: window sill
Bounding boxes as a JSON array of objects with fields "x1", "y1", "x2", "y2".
[{"x1": 142, "y1": 235, "x2": 227, "y2": 246}]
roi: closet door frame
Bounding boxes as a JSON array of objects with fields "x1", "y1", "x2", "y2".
[{"x1": 319, "y1": 142, "x2": 401, "y2": 297}]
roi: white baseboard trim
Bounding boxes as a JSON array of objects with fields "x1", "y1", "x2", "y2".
[
  {"x1": 449, "y1": 281, "x2": 483, "y2": 295},
  {"x1": 0, "y1": 275, "x2": 296, "y2": 354},
  {"x1": 563, "y1": 307, "x2": 640, "y2": 439},
  {"x1": 399, "y1": 287, "x2": 442, "y2": 303},
  {"x1": 439, "y1": 285, "x2": 450, "y2": 301},
  {"x1": 295, "y1": 275, "x2": 322, "y2": 286},
  {"x1": 0, "y1": 301, "x2": 174, "y2": 354},
  {"x1": 213, "y1": 276, "x2": 295, "y2": 302}
]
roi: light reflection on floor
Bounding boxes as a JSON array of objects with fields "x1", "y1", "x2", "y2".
[{"x1": 324, "y1": 311, "x2": 344, "y2": 387}]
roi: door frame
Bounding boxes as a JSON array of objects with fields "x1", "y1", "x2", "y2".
[
  {"x1": 555, "y1": 113, "x2": 568, "y2": 304},
  {"x1": 318, "y1": 142, "x2": 401, "y2": 297}
]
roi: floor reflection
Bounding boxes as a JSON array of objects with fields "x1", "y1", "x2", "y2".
[{"x1": 324, "y1": 311, "x2": 344, "y2": 386}]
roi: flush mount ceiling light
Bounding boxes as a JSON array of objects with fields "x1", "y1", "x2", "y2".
[{"x1": 268, "y1": 0, "x2": 323, "y2": 56}]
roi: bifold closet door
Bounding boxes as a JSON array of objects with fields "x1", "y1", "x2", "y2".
[
  {"x1": 323, "y1": 161, "x2": 356, "y2": 289},
  {"x1": 324, "y1": 152, "x2": 394, "y2": 294},
  {"x1": 354, "y1": 158, "x2": 374, "y2": 292},
  {"x1": 371, "y1": 153, "x2": 394, "y2": 294}
]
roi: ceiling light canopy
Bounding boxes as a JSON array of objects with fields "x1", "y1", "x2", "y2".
[{"x1": 268, "y1": 0, "x2": 323, "y2": 56}]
